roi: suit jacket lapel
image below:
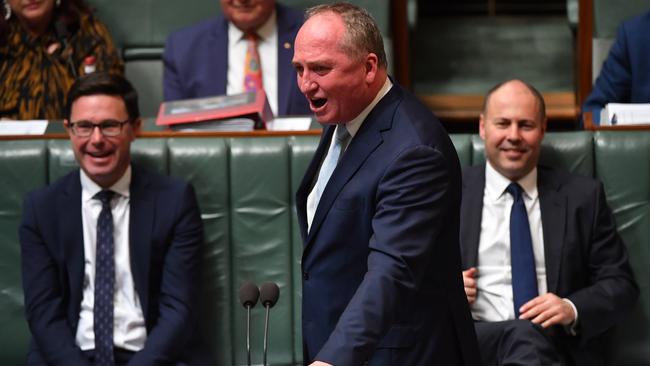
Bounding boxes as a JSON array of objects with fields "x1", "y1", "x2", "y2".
[
  {"x1": 296, "y1": 126, "x2": 335, "y2": 243},
  {"x1": 61, "y1": 171, "x2": 85, "y2": 319},
  {"x1": 460, "y1": 165, "x2": 485, "y2": 268},
  {"x1": 303, "y1": 86, "x2": 399, "y2": 253},
  {"x1": 538, "y1": 167, "x2": 566, "y2": 294},
  {"x1": 128, "y1": 167, "x2": 153, "y2": 318}
]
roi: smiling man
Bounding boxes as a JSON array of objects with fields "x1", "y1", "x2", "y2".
[
  {"x1": 293, "y1": 4, "x2": 480, "y2": 366},
  {"x1": 163, "y1": 0, "x2": 309, "y2": 116},
  {"x1": 20, "y1": 73, "x2": 206, "y2": 366},
  {"x1": 460, "y1": 79, "x2": 638, "y2": 366}
]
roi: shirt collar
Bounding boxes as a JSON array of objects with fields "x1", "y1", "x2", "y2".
[
  {"x1": 80, "y1": 165, "x2": 132, "y2": 202},
  {"x1": 485, "y1": 161, "x2": 538, "y2": 201},
  {"x1": 228, "y1": 9, "x2": 277, "y2": 44},
  {"x1": 342, "y1": 78, "x2": 393, "y2": 138}
]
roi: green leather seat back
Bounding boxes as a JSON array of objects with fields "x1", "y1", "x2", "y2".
[
  {"x1": 595, "y1": 131, "x2": 650, "y2": 365},
  {"x1": 289, "y1": 135, "x2": 320, "y2": 363},
  {"x1": 168, "y1": 138, "x2": 233, "y2": 365},
  {"x1": 229, "y1": 137, "x2": 296, "y2": 364},
  {"x1": 0, "y1": 140, "x2": 48, "y2": 365},
  {"x1": 450, "y1": 134, "x2": 472, "y2": 167}
]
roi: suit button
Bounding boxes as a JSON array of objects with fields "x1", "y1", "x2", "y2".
[{"x1": 302, "y1": 271, "x2": 309, "y2": 280}]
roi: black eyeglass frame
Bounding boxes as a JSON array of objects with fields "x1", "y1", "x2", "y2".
[{"x1": 67, "y1": 119, "x2": 132, "y2": 137}]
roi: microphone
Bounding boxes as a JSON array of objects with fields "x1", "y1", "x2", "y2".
[
  {"x1": 54, "y1": 20, "x2": 77, "y2": 78},
  {"x1": 259, "y1": 282, "x2": 280, "y2": 366},
  {"x1": 239, "y1": 281, "x2": 259, "y2": 366}
]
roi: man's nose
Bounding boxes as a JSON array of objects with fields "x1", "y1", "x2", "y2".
[
  {"x1": 89, "y1": 125, "x2": 104, "y2": 143},
  {"x1": 506, "y1": 124, "x2": 522, "y2": 140},
  {"x1": 299, "y1": 75, "x2": 317, "y2": 94}
]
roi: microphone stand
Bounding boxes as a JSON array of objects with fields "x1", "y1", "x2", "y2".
[
  {"x1": 263, "y1": 303, "x2": 271, "y2": 366},
  {"x1": 246, "y1": 303, "x2": 253, "y2": 366}
]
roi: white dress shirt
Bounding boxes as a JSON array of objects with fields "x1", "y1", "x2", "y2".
[
  {"x1": 306, "y1": 78, "x2": 393, "y2": 230},
  {"x1": 471, "y1": 162, "x2": 547, "y2": 321},
  {"x1": 76, "y1": 166, "x2": 147, "y2": 351},
  {"x1": 227, "y1": 10, "x2": 279, "y2": 115}
]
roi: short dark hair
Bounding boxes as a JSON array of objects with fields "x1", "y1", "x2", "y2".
[
  {"x1": 305, "y1": 2, "x2": 388, "y2": 69},
  {"x1": 65, "y1": 72, "x2": 140, "y2": 121},
  {"x1": 482, "y1": 79, "x2": 546, "y2": 120}
]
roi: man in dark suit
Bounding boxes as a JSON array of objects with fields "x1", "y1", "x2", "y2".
[
  {"x1": 293, "y1": 4, "x2": 480, "y2": 366},
  {"x1": 461, "y1": 79, "x2": 638, "y2": 365},
  {"x1": 20, "y1": 73, "x2": 204, "y2": 365},
  {"x1": 582, "y1": 10, "x2": 650, "y2": 126},
  {"x1": 163, "y1": 0, "x2": 310, "y2": 116}
]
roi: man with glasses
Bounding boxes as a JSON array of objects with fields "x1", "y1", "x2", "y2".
[{"x1": 20, "y1": 72, "x2": 206, "y2": 365}]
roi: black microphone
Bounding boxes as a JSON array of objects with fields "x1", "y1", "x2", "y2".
[
  {"x1": 259, "y1": 282, "x2": 280, "y2": 366},
  {"x1": 239, "y1": 281, "x2": 259, "y2": 366},
  {"x1": 54, "y1": 20, "x2": 77, "y2": 78}
]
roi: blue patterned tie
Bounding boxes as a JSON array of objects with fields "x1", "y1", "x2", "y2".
[
  {"x1": 94, "y1": 190, "x2": 115, "y2": 365},
  {"x1": 314, "y1": 125, "x2": 350, "y2": 208},
  {"x1": 507, "y1": 183, "x2": 538, "y2": 317}
]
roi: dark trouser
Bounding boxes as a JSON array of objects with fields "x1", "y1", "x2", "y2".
[
  {"x1": 83, "y1": 348, "x2": 135, "y2": 366},
  {"x1": 475, "y1": 320, "x2": 566, "y2": 366}
]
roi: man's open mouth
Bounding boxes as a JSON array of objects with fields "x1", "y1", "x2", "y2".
[{"x1": 311, "y1": 98, "x2": 327, "y2": 108}]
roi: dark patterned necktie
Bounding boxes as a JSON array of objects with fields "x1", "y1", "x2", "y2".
[
  {"x1": 94, "y1": 190, "x2": 115, "y2": 365},
  {"x1": 506, "y1": 183, "x2": 538, "y2": 317}
]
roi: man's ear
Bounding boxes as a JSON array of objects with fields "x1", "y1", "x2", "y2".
[
  {"x1": 131, "y1": 118, "x2": 143, "y2": 136},
  {"x1": 364, "y1": 53, "x2": 379, "y2": 83},
  {"x1": 64, "y1": 119, "x2": 72, "y2": 136},
  {"x1": 479, "y1": 114, "x2": 486, "y2": 140}
]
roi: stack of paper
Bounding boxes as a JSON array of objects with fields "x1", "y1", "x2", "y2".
[{"x1": 600, "y1": 103, "x2": 650, "y2": 126}]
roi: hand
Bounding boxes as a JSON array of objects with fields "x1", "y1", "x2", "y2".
[
  {"x1": 309, "y1": 362, "x2": 333, "y2": 366},
  {"x1": 519, "y1": 293, "x2": 576, "y2": 328},
  {"x1": 462, "y1": 267, "x2": 478, "y2": 304}
]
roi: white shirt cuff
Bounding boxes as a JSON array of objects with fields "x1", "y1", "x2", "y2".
[{"x1": 562, "y1": 298, "x2": 579, "y2": 336}]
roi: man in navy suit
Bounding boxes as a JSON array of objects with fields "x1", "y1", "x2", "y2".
[
  {"x1": 20, "y1": 73, "x2": 204, "y2": 365},
  {"x1": 462, "y1": 79, "x2": 638, "y2": 365},
  {"x1": 582, "y1": 10, "x2": 650, "y2": 125},
  {"x1": 163, "y1": 0, "x2": 310, "y2": 116},
  {"x1": 293, "y1": 4, "x2": 480, "y2": 365}
]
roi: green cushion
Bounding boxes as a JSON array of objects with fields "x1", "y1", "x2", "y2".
[{"x1": 594, "y1": 131, "x2": 650, "y2": 365}]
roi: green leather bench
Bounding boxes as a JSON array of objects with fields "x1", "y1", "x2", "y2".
[{"x1": 0, "y1": 131, "x2": 648, "y2": 365}]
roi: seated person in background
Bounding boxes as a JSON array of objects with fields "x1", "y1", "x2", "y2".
[
  {"x1": 163, "y1": 0, "x2": 310, "y2": 116},
  {"x1": 20, "y1": 73, "x2": 205, "y2": 365},
  {"x1": 0, "y1": 0, "x2": 123, "y2": 120},
  {"x1": 582, "y1": 10, "x2": 650, "y2": 124},
  {"x1": 462, "y1": 79, "x2": 638, "y2": 366}
]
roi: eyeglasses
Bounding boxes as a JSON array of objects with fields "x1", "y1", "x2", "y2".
[{"x1": 68, "y1": 119, "x2": 131, "y2": 137}]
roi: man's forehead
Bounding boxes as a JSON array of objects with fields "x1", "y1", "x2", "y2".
[{"x1": 70, "y1": 94, "x2": 128, "y2": 118}]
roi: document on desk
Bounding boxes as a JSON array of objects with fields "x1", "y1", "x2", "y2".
[
  {"x1": 0, "y1": 120, "x2": 48, "y2": 135},
  {"x1": 601, "y1": 103, "x2": 650, "y2": 126},
  {"x1": 266, "y1": 117, "x2": 313, "y2": 131}
]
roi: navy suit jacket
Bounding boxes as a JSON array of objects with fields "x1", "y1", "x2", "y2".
[
  {"x1": 163, "y1": 4, "x2": 310, "y2": 116},
  {"x1": 296, "y1": 83, "x2": 481, "y2": 366},
  {"x1": 459, "y1": 164, "x2": 639, "y2": 366},
  {"x1": 582, "y1": 11, "x2": 650, "y2": 122},
  {"x1": 20, "y1": 166, "x2": 204, "y2": 366}
]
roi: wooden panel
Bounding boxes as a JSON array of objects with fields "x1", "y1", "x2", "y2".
[{"x1": 418, "y1": 92, "x2": 578, "y2": 121}]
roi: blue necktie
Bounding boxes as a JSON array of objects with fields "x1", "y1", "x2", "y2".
[
  {"x1": 507, "y1": 183, "x2": 538, "y2": 317},
  {"x1": 313, "y1": 125, "x2": 350, "y2": 208},
  {"x1": 94, "y1": 190, "x2": 115, "y2": 366}
]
